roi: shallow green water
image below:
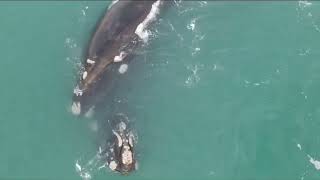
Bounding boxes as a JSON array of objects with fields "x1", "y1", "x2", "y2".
[{"x1": 2, "y1": 1, "x2": 320, "y2": 179}]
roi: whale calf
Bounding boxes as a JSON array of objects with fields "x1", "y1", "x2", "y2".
[
  {"x1": 106, "y1": 120, "x2": 136, "y2": 174},
  {"x1": 71, "y1": 0, "x2": 164, "y2": 115}
]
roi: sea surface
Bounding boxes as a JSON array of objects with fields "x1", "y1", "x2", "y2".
[{"x1": 1, "y1": 1, "x2": 320, "y2": 179}]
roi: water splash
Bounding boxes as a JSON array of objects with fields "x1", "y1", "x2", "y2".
[
  {"x1": 308, "y1": 155, "x2": 320, "y2": 170},
  {"x1": 298, "y1": 0, "x2": 312, "y2": 9},
  {"x1": 296, "y1": 0, "x2": 320, "y2": 33}
]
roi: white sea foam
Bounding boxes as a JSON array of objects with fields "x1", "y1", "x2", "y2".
[
  {"x1": 187, "y1": 18, "x2": 196, "y2": 31},
  {"x1": 185, "y1": 64, "x2": 203, "y2": 88},
  {"x1": 75, "y1": 151, "x2": 107, "y2": 179},
  {"x1": 298, "y1": 0, "x2": 312, "y2": 9},
  {"x1": 81, "y1": 9, "x2": 86, "y2": 16},
  {"x1": 308, "y1": 155, "x2": 320, "y2": 170},
  {"x1": 80, "y1": 171, "x2": 91, "y2": 180},
  {"x1": 192, "y1": 47, "x2": 201, "y2": 56},
  {"x1": 75, "y1": 161, "x2": 82, "y2": 172},
  {"x1": 297, "y1": 143, "x2": 302, "y2": 150},
  {"x1": 75, "y1": 160, "x2": 92, "y2": 180},
  {"x1": 135, "y1": 0, "x2": 162, "y2": 43},
  {"x1": 199, "y1": 1, "x2": 208, "y2": 7}
]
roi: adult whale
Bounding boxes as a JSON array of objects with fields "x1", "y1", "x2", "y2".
[{"x1": 71, "y1": 0, "x2": 165, "y2": 115}]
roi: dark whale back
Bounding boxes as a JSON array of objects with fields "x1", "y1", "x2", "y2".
[
  {"x1": 72, "y1": 0, "x2": 163, "y2": 116},
  {"x1": 87, "y1": 0, "x2": 156, "y2": 60}
]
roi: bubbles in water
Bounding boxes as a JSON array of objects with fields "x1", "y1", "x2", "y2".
[
  {"x1": 65, "y1": 37, "x2": 77, "y2": 49},
  {"x1": 298, "y1": 48, "x2": 311, "y2": 56},
  {"x1": 185, "y1": 64, "x2": 203, "y2": 88},
  {"x1": 296, "y1": 0, "x2": 320, "y2": 33},
  {"x1": 243, "y1": 79, "x2": 271, "y2": 88},
  {"x1": 192, "y1": 47, "x2": 201, "y2": 56},
  {"x1": 298, "y1": 0, "x2": 312, "y2": 9}
]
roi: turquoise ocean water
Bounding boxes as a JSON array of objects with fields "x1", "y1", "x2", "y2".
[{"x1": 1, "y1": 1, "x2": 320, "y2": 179}]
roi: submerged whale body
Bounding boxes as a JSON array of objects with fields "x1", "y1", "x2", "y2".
[{"x1": 71, "y1": 0, "x2": 164, "y2": 115}]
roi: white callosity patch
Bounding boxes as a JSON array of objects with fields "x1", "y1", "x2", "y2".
[
  {"x1": 71, "y1": 102, "x2": 81, "y2": 115},
  {"x1": 109, "y1": 161, "x2": 118, "y2": 171},
  {"x1": 129, "y1": 133, "x2": 134, "y2": 147},
  {"x1": 121, "y1": 146, "x2": 133, "y2": 165},
  {"x1": 308, "y1": 155, "x2": 320, "y2": 170},
  {"x1": 113, "y1": 130, "x2": 123, "y2": 147},
  {"x1": 82, "y1": 71, "x2": 88, "y2": 80},
  {"x1": 135, "y1": 0, "x2": 161, "y2": 43},
  {"x1": 119, "y1": 64, "x2": 128, "y2": 74},
  {"x1": 86, "y1": 59, "x2": 95, "y2": 64},
  {"x1": 114, "y1": 51, "x2": 126, "y2": 62}
]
